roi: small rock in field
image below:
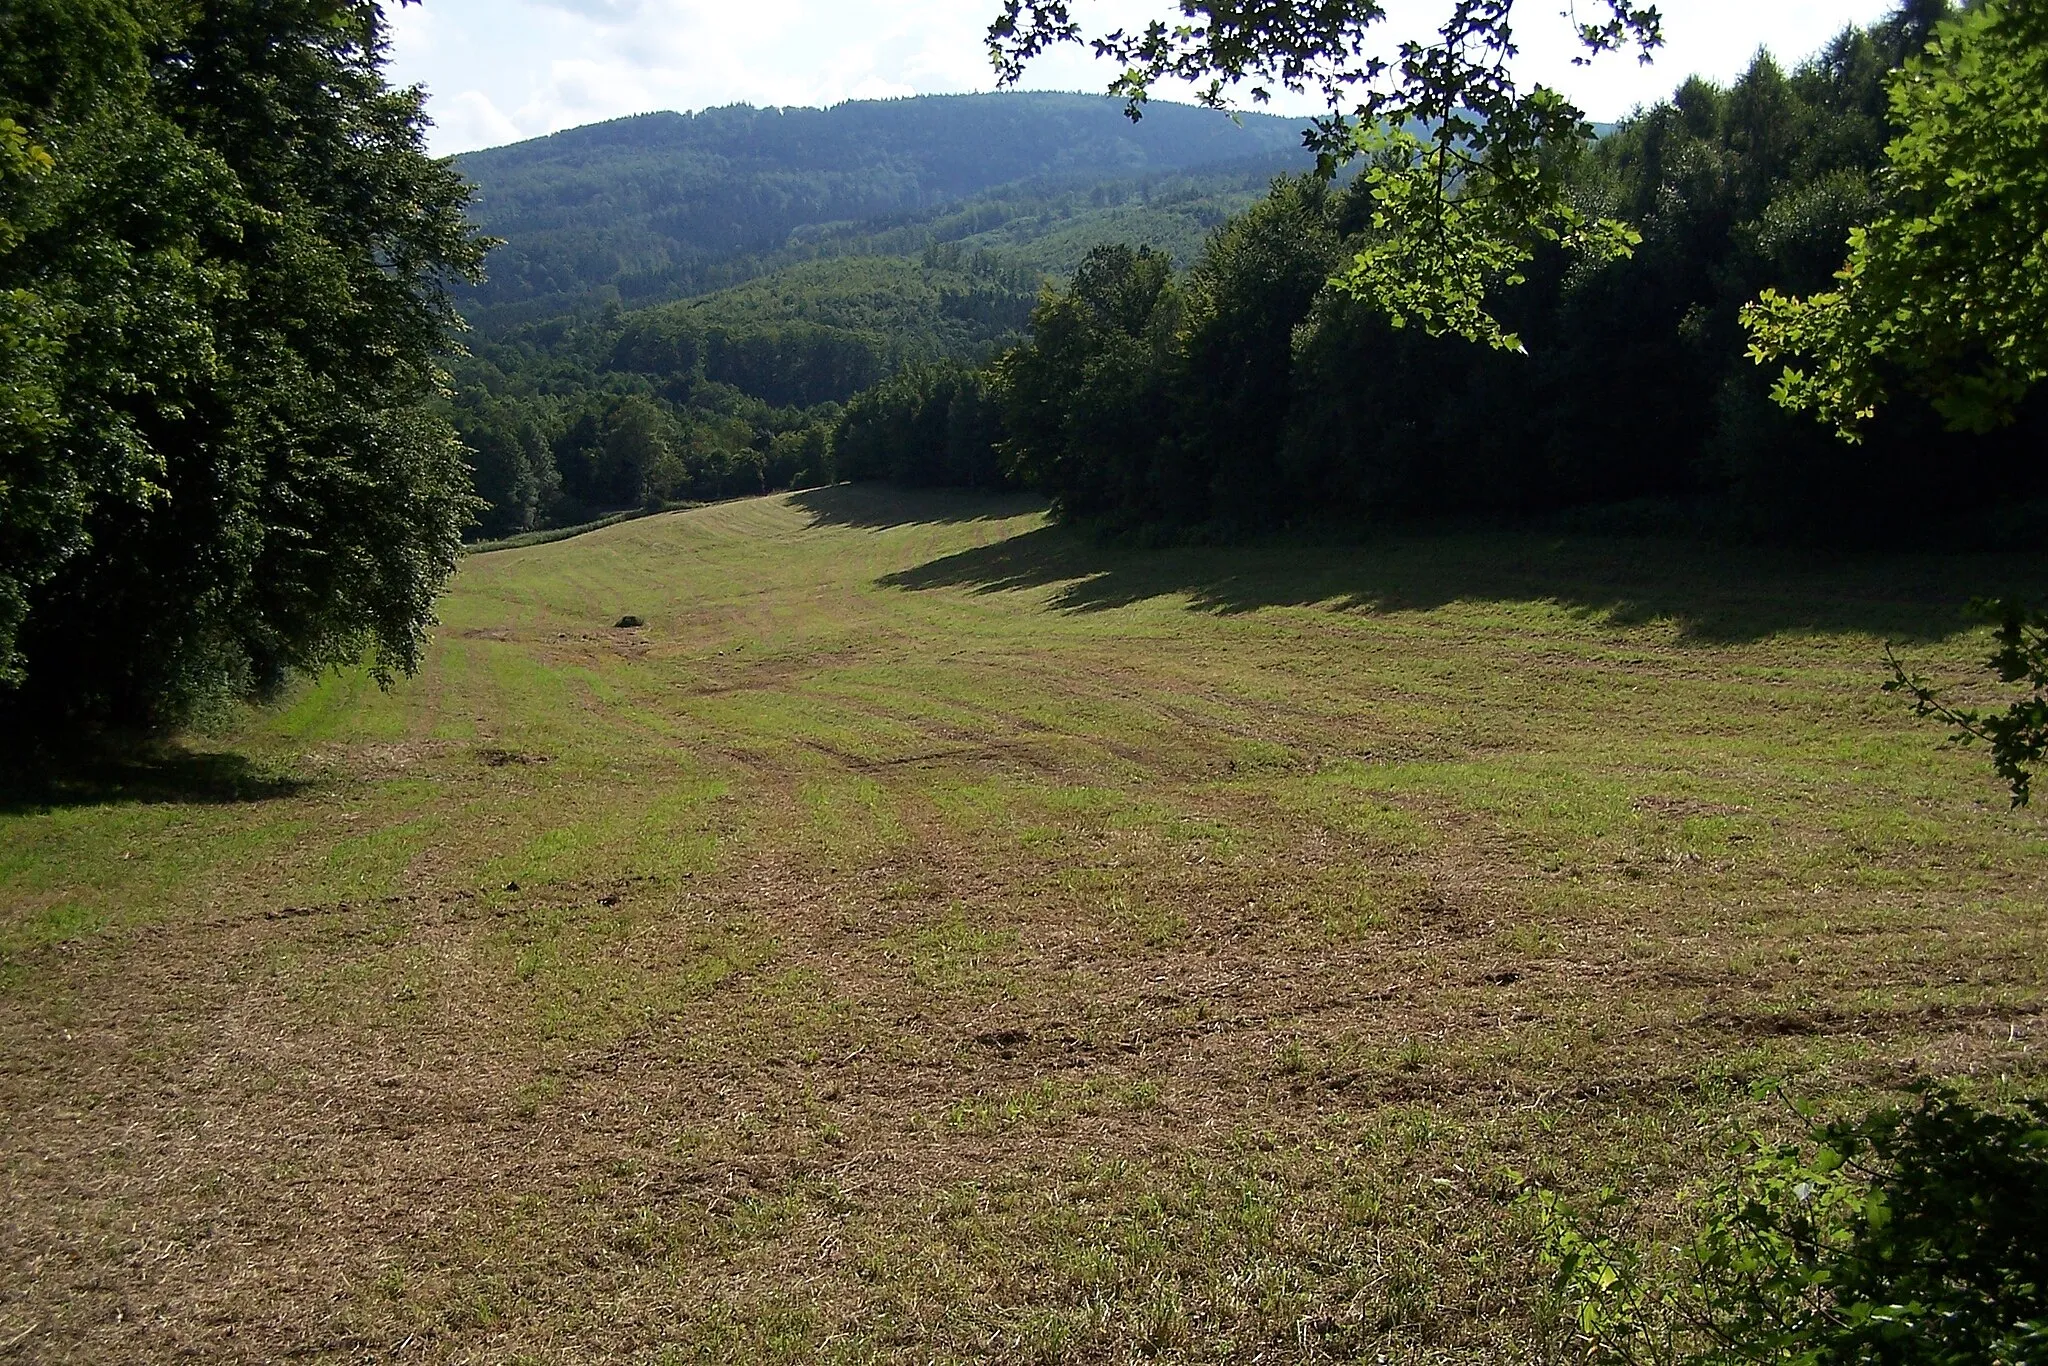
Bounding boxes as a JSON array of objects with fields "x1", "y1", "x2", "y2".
[{"x1": 615, "y1": 615, "x2": 644, "y2": 628}]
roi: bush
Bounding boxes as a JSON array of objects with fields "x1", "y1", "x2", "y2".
[{"x1": 1532, "y1": 1087, "x2": 2048, "y2": 1364}]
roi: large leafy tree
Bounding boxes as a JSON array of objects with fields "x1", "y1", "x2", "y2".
[
  {"x1": 995, "y1": 244, "x2": 1182, "y2": 520},
  {"x1": 1742, "y1": 0, "x2": 2048, "y2": 438},
  {"x1": 0, "y1": 0, "x2": 486, "y2": 737},
  {"x1": 987, "y1": 0, "x2": 1662, "y2": 349}
]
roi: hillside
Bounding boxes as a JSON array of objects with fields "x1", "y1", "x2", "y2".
[
  {"x1": 455, "y1": 92, "x2": 1312, "y2": 327},
  {"x1": 598, "y1": 251, "x2": 1037, "y2": 409},
  {"x1": 445, "y1": 248, "x2": 1043, "y2": 529},
  {"x1": 6, "y1": 490, "x2": 2045, "y2": 1359},
  {"x1": 443, "y1": 97, "x2": 1323, "y2": 536}
]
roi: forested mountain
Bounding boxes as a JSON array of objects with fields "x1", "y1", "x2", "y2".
[
  {"x1": 443, "y1": 94, "x2": 1320, "y2": 536},
  {"x1": 454, "y1": 93, "x2": 1309, "y2": 328}
]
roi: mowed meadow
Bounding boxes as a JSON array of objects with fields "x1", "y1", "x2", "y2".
[{"x1": 4, "y1": 486, "x2": 2046, "y2": 1364}]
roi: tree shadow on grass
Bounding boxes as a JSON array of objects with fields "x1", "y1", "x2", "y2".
[
  {"x1": 790, "y1": 482, "x2": 1048, "y2": 530},
  {"x1": 0, "y1": 744, "x2": 308, "y2": 815},
  {"x1": 880, "y1": 523, "x2": 2048, "y2": 645}
]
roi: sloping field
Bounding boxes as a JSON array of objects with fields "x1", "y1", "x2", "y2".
[{"x1": 4, "y1": 486, "x2": 2045, "y2": 1363}]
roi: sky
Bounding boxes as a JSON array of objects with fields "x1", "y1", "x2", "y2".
[{"x1": 386, "y1": 0, "x2": 1902, "y2": 156}]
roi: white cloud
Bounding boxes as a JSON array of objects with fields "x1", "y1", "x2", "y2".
[
  {"x1": 383, "y1": 0, "x2": 439, "y2": 60},
  {"x1": 850, "y1": 75, "x2": 919, "y2": 102},
  {"x1": 388, "y1": 0, "x2": 1902, "y2": 155},
  {"x1": 436, "y1": 89, "x2": 525, "y2": 150},
  {"x1": 514, "y1": 56, "x2": 653, "y2": 131}
]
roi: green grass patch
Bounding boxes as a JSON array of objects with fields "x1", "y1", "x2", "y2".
[{"x1": 3, "y1": 488, "x2": 2045, "y2": 1362}]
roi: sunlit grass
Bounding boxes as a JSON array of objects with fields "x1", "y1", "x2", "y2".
[{"x1": 3, "y1": 485, "x2": 2045, "y2": 1362}]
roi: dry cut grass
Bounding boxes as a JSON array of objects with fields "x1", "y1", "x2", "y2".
[{"x1": 2, "y1": 485, "x2": 2045, "y2": 1363}]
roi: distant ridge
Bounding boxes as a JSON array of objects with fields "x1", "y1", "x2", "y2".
[
  {"x1": 454, "y1": 91, "x2": 1313, "y2": 326},
  {"x1": 459, "y1": 92, "x2": 1308, "y2": 172}
]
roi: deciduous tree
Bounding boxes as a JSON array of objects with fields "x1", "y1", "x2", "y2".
[
  {"x1": 1742, "y1": 0, "x2": 2048, "y2": 437},
  {"x1": 988, "y1": 0, "x2": 1661, "y2": 347},
  {"x1": 0, "y1": 0, "x2": 488, "y2": 736}
]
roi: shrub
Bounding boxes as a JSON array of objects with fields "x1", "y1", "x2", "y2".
[{"x1": 1532, "y1": 1086, "x2": 2048, "y2": 1364}]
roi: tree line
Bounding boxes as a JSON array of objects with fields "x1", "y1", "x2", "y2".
[
  {"x1": 873, "y1": 5, "x2": 2044, "y2": 543},
  {"x1": 446, "y1": 247, "x2": 1039, "y2": 537},
  {"x1": 497, "y1": 3, "x2": 2040, "y2": 551}
]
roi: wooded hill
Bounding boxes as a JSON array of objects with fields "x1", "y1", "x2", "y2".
[
  {"x1": 445, "y1": 94, "x2": 1317, "y2": 535},
  {"x1": 454, "y1": 92, "x2": 1310, "y2": 330},
  {"x1": 450, "y1": 248, "x2": 1042, "y2": 528},
  {"x1": 449, "y1": 23, "x2": 2045, "y2": 549},
  {"x1": 840, "y1": 8, "x2": 2048, "y2": 546}
]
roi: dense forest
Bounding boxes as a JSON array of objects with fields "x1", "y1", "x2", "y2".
[
  {"x1": 445, "y1": 95, "x2": 1316, "y2": 537},
  {"x1": 448, "y1": 15, "x2": 2044, "y2": 549},
  {"x1": 454, "y1": 93, "x2": 1308, "y2": 329},
  {"x1": 448, "y1": 245, "x2": 1042, "y2": 533},
  {"x1": 952, "y1": 7, "x2": 2046, "y2": 542}
]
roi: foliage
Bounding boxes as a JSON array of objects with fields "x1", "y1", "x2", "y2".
[
  {"x1": 1340, "y1": 120, "x2": 1637, "y2": 352},
  {"x1": 991, "y1": 179, "x2": 1347, "y2": 525},
  {"x1": 1172, "y1": 175, "x2": 1343, "y2": 522},
  {"x1": 1886, "y1": 598, "x2": 2048, "y2": 807},
  {"x1": 443, "y1": 249, "x2": 1035, "y2": 532},
  {"x1": 1533, "y1": 1087, "x2": 2048, "y2": 1365},
  {"x1": 987, "y1": 0, "x2": 1662, "y2": 345},
  {"x1": 0, "y1": 0, "x2": 488, "y2": 734},
  {"x1": 1742, "y1": 0, "x2": 2048, "y2": 437},
  {"x1": 618, "y1": 249, "x2": 1039, "y2": 402},
  {"x1": 453, "y1": 92, "x2": 1308, "y2": 329},
  {"x1": 0, "y1": 114, "x2": 62, "y2": 686},
  {"x1": 994, "y1": 243, "x2": 1183, "y2": 520},
  {"x1": 833, "y1": 361, "x2": 1009, "y2": 489},
  {"x1": 451, "y1": 397, "x2": 560, "y2": 540},
  {"x1": 986, "y1": 11, "x2": 2047, "y2": 541}
]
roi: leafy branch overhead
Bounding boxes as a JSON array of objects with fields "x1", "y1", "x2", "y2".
[
  {"x1": 987, "y1": 0, "x2": 1662, "y2": 347},
  {"x1": 1886, "y1": 599, "x2": 2048, "y2": 808},
  {"x1": 1742, "y1": 0, "x2": 2048, "y2": 438}
]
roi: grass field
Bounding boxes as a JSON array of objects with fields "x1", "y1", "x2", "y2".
[{"x1": 4, "y1": 485, "x2": 2045, "y2": 1364}]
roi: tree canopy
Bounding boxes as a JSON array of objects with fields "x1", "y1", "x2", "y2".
[
  {"x1": 1744, "y1": 0, "x2": 2048, "y2": 437},
  {"x1": 0, "y1": 0, "x2": 487, "y2": 736},
  {"x1": 988, "y1": 0, "x2": 1663, "y2": 347},
  {"x1": 975, "y1": 10, "x2": 2045, "y2": 540}
]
